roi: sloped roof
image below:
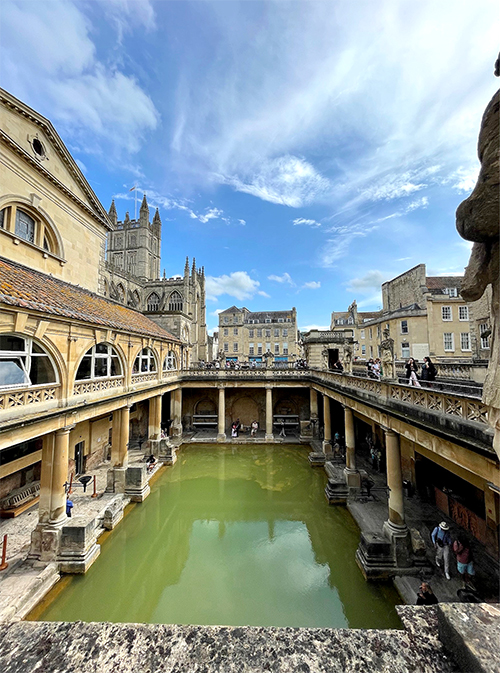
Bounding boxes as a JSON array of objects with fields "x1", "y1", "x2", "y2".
[
  {"x1": 0, "y1": 257, "x2": 179, "y2": 341},
  {"x1": 426, "y1": 276, "x2": 462, "y2": 290}
]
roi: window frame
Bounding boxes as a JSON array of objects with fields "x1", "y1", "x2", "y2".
[
  {"x1": 168, "y1": 291, "x2": 183, "y2": 312},
  {"x1": 443, "y1": 332, "x2": 455, "y2": 352},
  {"x1": 76, "y1": 343, "x2": 122, "y2": 382},
  {"x1": 0, "y1": 203, "x2": 63, "y2": 259},
  {"x1": 400, "y1": 320, "x2": 408, "y2": 334},
  {"x1": 132, "y1": 347, "x2": 157, "y2": 375},
  {"x1": 441, "y1": 306, "x2": 452, "y2": 321},
  {"x1": 0, "y1": 335, "x2": 58, "y2": 390},
  {"x1": 458, "y1": 306, "x2": 469, "y2": 321},
  {"x1": 460, "y1": 332, "x2": 471, "y2": 351},
  {"x1": 401, "y1": 342, "x2": 410, "y2": 359},
  {"x1": 163, "y1": 350, "x2": 178, "y2": 371}
]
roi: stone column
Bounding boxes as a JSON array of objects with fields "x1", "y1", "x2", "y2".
[
  {"x1": 265, "y1": 386, "x2": 274, "y2": 440},
  {"x1": 172, "y1": 388, "x2": 183, "y2": 437},
  {"x1": 344, "y1": 406, "x2": 360, "y2": 488},
  {"x1": 217, "y1": 386, "x2": 226, "y2": 442},
  {"x1": 148, "y1": 395, "x2": 162, "y2": 442},
  {"x1": 111, "y1": 406, "x2": 130, "y2": 467},
  {"x1": 50, "y1": 426, "x2": 72, "y2": 524},
  {"x1": 31, "y1": 426, "x2": 73, "y2": 560},
  {"x1": 382, "y1": 428, "x2": 411, "y2": 566},
  {"x1": 322, "y1": 394, "x2": 332, "y2": 453},
  {"x1": 310, "y1": 388, "x2": 319, "y2": 438}
]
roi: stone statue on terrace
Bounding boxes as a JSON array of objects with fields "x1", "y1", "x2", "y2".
[{"x1": 380, "y1": 329, "x2": 395, "y2": 380}]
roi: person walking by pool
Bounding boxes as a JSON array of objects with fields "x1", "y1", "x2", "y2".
[
  {"x1": 250, "y1": 420, "x2": 258, "y2": 437},
  {"x1": 279, "y1": 418, "x2": 286, "y2": 438},
  {"x1": 453, "y1": 536, "x2": 476, "y2": 588},
  {"x1": 431, "y1": 521, "x2": 452, "y2": 580},
  {"x1": 416, "y1": 582, "x2": 438, "y2": 605},
  {"x1": 66, "y1": 498, "x2": 74, "y2": 518}
]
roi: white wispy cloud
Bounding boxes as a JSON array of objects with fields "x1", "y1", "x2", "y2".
[
  {"x1": 205, "y1": 272, "x2": 261, "y2": 301},
  {"x1": 346, "y1": 270, "x2": 389, "y2": 293},
  {"x1": 257, "y1": 290, "x2": 271, "y2": 298},
  {"x1": 293, "y1": 218, "x2": 321, "y2": 227},
  {"x1": 302, "y1": 281, "x2": 321, "y2": 290},
  {"x1": 1, "y1": 0, "x2": 158, "y2": 156},
  {"x1": 268, "y1": 272, "x2": 295, "y2": 286}
]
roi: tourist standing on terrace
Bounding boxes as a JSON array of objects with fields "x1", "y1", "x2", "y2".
[{"x1": 405, "y1": 358, "x2": 421, "y2": 387}]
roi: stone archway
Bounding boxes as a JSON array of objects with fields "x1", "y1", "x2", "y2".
[
  {"x1": 230, "y1": 395, "x2": 260, "y2": 427},
  {"x1": 194, "y1": 398, "x2": 217, "y2": 415}
]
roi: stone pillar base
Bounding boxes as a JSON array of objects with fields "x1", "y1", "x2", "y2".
[
  {"x1": 146, "y1": 438, "x2": 161, "y2": 456},
  {"x1": 58, "y1": 517, "x2": 100, "y2": 574},
  {"x1": 322, "y1": 440, "x2": 332, "y2": 453},
  {"x1": 265, "y1": 433, "x2": 274, "y2": 441},
  {"x1": 30, "y1": 520, "x2": 65, "y2": 562},
  {"x1": 383, "y1": 519, "x2": 413, "y2": 568},
  {"x1": 103, "y1": 497, "x2": 124, "y2": 530},
  {"x1": 160, "y1": 441, "x2": 177, "y2": 465},
  {"x1": 344, "y1": 467, "x2": 361, "y2": 490},
  {"x1": 106, "y1": 466, "x2": 127, "y2": 494},
  {"x1": 217, "y1": 433, "x2": 226, "y2": 443},
  {"x1": 125, "y1": 465, "x2": 150, "y2": 502}
]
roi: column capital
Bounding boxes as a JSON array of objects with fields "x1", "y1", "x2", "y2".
[
  {"x1": 382, "y1": 427, "x2": 397, "y2": 437},
  {"x1": 56, "y1": 424, "x2": 75, "y2": 436}
]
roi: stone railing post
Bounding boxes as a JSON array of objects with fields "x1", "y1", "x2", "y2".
[
  {"x1": 265, "y1": 386, "x2": 274, "y2": 440},
  {"x1": 218, "y1": 386, "x2": 226, "y2": 442}
]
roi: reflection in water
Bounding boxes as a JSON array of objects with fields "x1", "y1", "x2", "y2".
[{"x1": 33, "y1": 445, "x2": 401, "y2": 628}]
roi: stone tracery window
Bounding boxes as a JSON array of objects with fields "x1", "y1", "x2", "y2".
[
  {"x1": 147, "y1": 292, "x2": 160, "y2": 312},
  {"x1": 0, "y1": 335, "x2": 57, "y2": 389},
  {"x1": 76, "y1": 343, "x2": 122, "y2": 380},
  {"x1": 133, "y1": 347, "x2": 157, "y2": 374},
  {"x1": 168, "y1": 291, "x2": 183, "y2": 311},
  {"x1": 163, "y1": 350, "x2": 177, "y2": 371},
  {"x1": 116, "y1": 283, "x2": 125, "y2": 303}
]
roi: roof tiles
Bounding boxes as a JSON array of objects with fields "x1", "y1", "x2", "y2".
[{"x1": 0, "y1": 257, "x2": 179, "y2": 342}]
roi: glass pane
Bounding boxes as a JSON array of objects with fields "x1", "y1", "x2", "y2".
[
  {"x1": 133, "y1": 358, "x2": 139, "y2": 374},
  {"x1": 150, "y1": 359, "x2": 157, "y2": 372},
  {"x1": 0, "y1": 335, "x2": 25, "y2": 352},
  {"x1": 0, "y1": 359, "x2": 29, "y2": 386},
  {"x1": 94, "y1": 359, "x2": 109, "y2": 378},
  {"x1": 96, "y1": 343, "x2": 108, "y2": 354},
  {"x1": 15, "y1": 210, "x2": 35, "y2": 243},
  {"x1": 0, "y1": 208, "x2": 5, "y2": 228},
  {"x1": 30, "y1": 356, "x2": 56, "y2": 385},
  {"x1": 76, "y1": 356, "x2": 92, "y2": 380},
  {"x1": 141, "y1": 359, "x2": 149, "y2": 372},
  {"x1": 110, "y1": 357, "x2": 121, "y2": 377},
  {"x1": 32, "y1": 342, "x2": 44, "y2": 354}
]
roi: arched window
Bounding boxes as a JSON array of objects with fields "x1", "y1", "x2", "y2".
[
  {"x1": 168, "y1": 291, "x2": 183, "y2": 311},
  {"x1": 116, "y1": 284, "x2": 125, "y2": 303},
  {"x1": 133, "y1": 348, "x2": 157, "y2": 374},
  {"x1": 147, "y1": 292, "x2": 160, "y2": 312},
  {"x1": 76, "y1": 343, "x2": 122, "y2": 380},
  {"x1": 0, "y1": 335, "x2": 57, "y2": 389},
  {"x1": 0, "y1": 204, "x2": 62, "y2": 256},
  {"x1": 132, "y1": 290, "x2": 140, "y2": 307},
  {"x1": 163, "y1": 351, "x2": 177, "y2": 371}
]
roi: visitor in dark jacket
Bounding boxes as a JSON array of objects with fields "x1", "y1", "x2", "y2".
[
  {"x1": 405, "y1": 358, "x2": 421, "y2": 387},
  {"x1": 421, "y1": 357, "x2": 437, "y2": 382}
]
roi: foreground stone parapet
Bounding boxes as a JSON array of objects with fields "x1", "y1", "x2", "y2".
[
  {"x1": 0, "y1": 608, "x2": 458, "y2": 673},
  {"x1": 437, "y1": 603, "x2": 500, "y2": 673}
]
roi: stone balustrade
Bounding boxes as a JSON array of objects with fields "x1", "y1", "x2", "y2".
[{"x1": 0, "y1": 384, "x2": 59, "y2": 410}]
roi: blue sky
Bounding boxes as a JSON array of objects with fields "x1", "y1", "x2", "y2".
[{"x1": 1, "y1": 0, "x2": 498, "y2": 333}]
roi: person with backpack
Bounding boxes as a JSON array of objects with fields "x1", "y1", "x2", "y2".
[
  {"x1": 431, "y1": 521, "x2": 452, "y2": 580},
  {"x1": 421, "y1": 357, "x2": 437, "y2": 383}
]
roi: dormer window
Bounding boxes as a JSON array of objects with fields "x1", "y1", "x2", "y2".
[{"x1": 444, "y1": 287, "x2": 458, "y2": 297}]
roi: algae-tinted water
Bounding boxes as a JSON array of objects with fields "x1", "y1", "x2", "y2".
[{"x1": 32, "y1": 445, "x2": 401, "y2": 628}]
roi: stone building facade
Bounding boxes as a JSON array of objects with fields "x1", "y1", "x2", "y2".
[
  {"x1": 218, "y1": 306, "x2": 299, "y2": 362},
  {"x1": 331, "y1": 264, "x2": 491, "y2": 365},
  {"x1": 102, "y1": 197, "x2": 208, "y2": 365}
]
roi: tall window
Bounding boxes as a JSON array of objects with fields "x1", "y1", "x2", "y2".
[
  {"x1": 223, "y1": 317, "x2": 228, "y2": 324},
  {"x1": 233, "y1": 342, "x2": 238, "y2": 352},
  {"x1": 460, "y1": 333, "x2": 471, "y2": 351},
  {"x1": 116, "y1": 284, "x2": 125, "y2": 303},
  {"x1": 147, "y1": 292, "x2": 160, "y2": 312},
  {"x1": 76, "y1": 343, "x2": 121, "y2": 380},
  {"x1": 223, "y1": 328, "x2": 228, "y2": 336},
  {"x1": 442, "y1": 306, "x2": 452, "y2": 321},
  {"x1": 274, "y1": 343, "x2": 280, "y2": 354},
  {"x1": 113, "y1": 253, "x2": 124, "y2": 269},
  {"x1": 128, "y1": 253, "x2": 136, "y2": 274},
  {"x1": 401, "y1": 320, "x2": 408, "y2": 334},
  {"x1": 249, "y1": 343, "x2": 255, "y2": 355},
  {"x1": 361, "y1": 345, "x2": 366, "y2": 355},
  {"x1": 443, "y1": 333, "x2": 454, "y2": 351},
  {"x1": 265, "y1": 329, "x2": 271, "y2": 338},
  {"x1": 459, "y1": 306, "x2": 469, "y2": 321},
  {"x1": 223, "y1": 343, "x2": 229, "y2": 352},
  {"x1": 15, "y1": 210, "x2": 35, "y2": 243},
  {"x1": 360, "y1": 329, "x2": 365, "y2": 339},
  {"x1": 0, "y1": 335, "x2": 57, "y2": 389},
  {"x1": 233, "y1": 328, "x2": 238, "y2": 335},
  {"x1": 249, "y1": 329, "x2": 254, "y2": 338},
  {"x1": 133, "y1": 348, "x2": 157, "y2": 374},
  {"x1": 257, "y1": 329, "x2": 262, "y2": 338},
  {"x1": 257, "y1": 343, "x2": 263, "y2": 355},
  {"x1": 282, "y1": 329, "x2": 288, "y2": 337},
  {"x1": 369, "y1": 328, "x2": 373, "y2": 339},
  {"x1": 445, "y1": 287, "x2": 458, "y2": 297},
  {"x1": 401, "y1": 342, "x2": 410, "y2": 358},
  {"x1": 480, "y1": 323, "x2": 490, "y2": 349},
  {"x1": 377, "y1": 325, "x2": 381, "y2": 338},
  {"x1": 283, "y1": 342, "x2": 288, "y2": 355},
  {"x1": 163, "y1": 351, "x2": 177, "y2": 371},
  {"x1": 0, "y1": 208, "x2": 5, "y2": 228},
  {"x1": 266, "y1": 342, "x2": 271, "y2": 352},
  {"x1": 168, "y1": 291, "x2": 183, "y2": 311},
  {"x1": 274, "y1": 329, "x2": 280, "y2": 337}
]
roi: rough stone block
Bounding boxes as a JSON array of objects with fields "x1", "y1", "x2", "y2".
[
  {"x1": 410, "y1": 527, "x2": 427, "y2": 557},
  {"x1": 102, "y1": 497, "x2": 124, "y2": 530},
  {"x1": 125, "y1": 465, "x2": 150, "y2": 502},
  {"x1": 58, "y1": 516, "x2": 100, "y2": 574}
]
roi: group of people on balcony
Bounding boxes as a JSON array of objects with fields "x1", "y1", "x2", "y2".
[{"x1": 405, "y1": 357, "x2": 437, "y2": 387}]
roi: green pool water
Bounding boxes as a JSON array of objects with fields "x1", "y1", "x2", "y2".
[{"x1": 32, "y1": 445, "x2": 402, "y2": 628}]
